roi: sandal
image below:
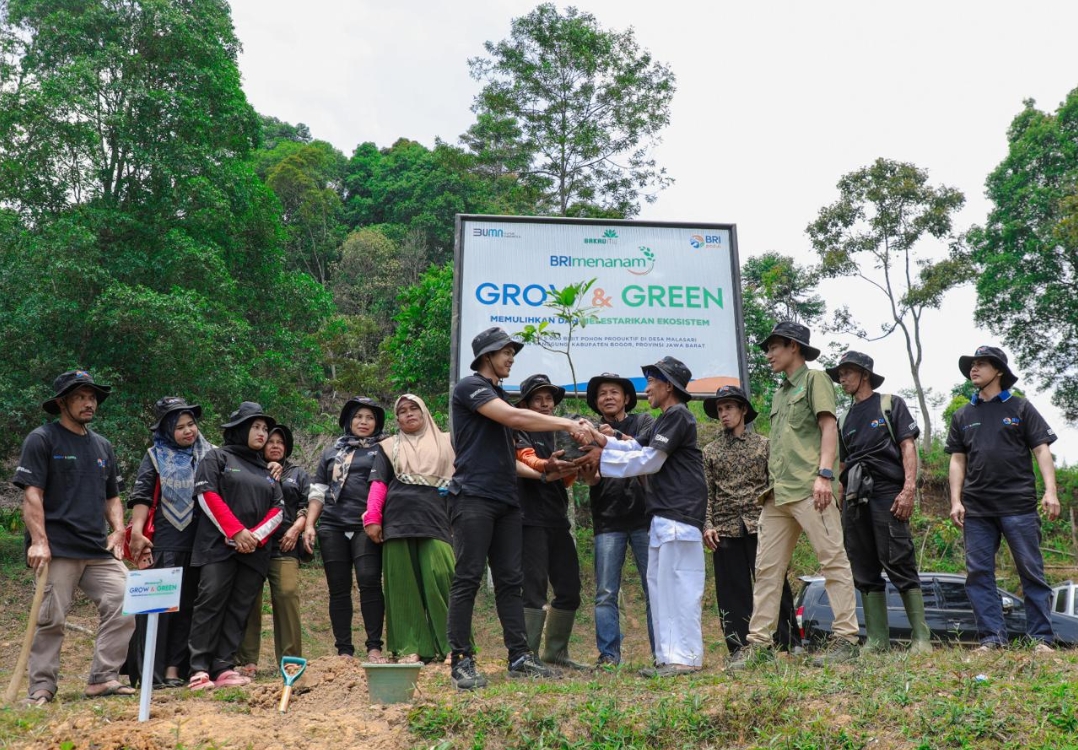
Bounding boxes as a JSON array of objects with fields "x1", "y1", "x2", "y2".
[
  {"x1": 189, "y1": 671, "x2": 215, "y2": 691},
  {"x1": 397, "y1": 653, "x2": 422, "y2": 664},
  {"x1": 366, "y1": 649, "x2": 389, "y2": 664},
  {"x1": 84, "y1": 680, "x2": 137, "y2": 698},
  {"x1": 212, "y1": 669, "x2": 251, "y2": 688},
  {"x1": 22, "y1": 689, "x2": 53, "y2": 707}
]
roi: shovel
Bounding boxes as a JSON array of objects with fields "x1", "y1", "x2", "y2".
[{"x1": 278, "y1": 655, "x2": 307, "y2": 713}]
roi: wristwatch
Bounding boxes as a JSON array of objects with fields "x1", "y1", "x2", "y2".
[{"x1": 817, "y1": 468, "x2": 834, "y2": 480}]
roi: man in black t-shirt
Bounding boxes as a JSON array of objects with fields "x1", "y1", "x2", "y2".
[
  {"x1": 829, "y1": 351, "x2": 932, "y2": 654},
  {"x1": 946, "y1": 345, "x2": 1060, "y2": 653},
  {"x1": 12, "y1": 370, "x2": 136, "y2": 704},
  {"x1": 580, "y1": 357, "x2": 707, "y2": 678},
  {"x1": 446, "y1": 327, "x2": 591, "y2": 690},
  {"x1": 581, "y1": 373, "x2": 655, "y2": 669},
  {"x1": 514, "y1": 373, "x2": 587, "y2": 670}
]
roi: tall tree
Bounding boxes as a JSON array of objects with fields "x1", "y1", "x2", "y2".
[
  {"x1": 807, "y1": 158, "x2": 967, "y2": 450},
  {"x1": 0, "y1": 0, "x2": 331, "y2": 464},
  {"x1": 740, "y1": 253, "x2": 825, "y2": 410},
  {"x1": 467, "y1": 3, "x2": 675, "y2": 218},
  {"x1": 968, "y1": 91, "x2": 1078, "y2": 419}
]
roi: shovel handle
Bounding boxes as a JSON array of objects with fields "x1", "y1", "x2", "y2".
[
  {"x1": 278, "y1": 684, "x2": 293, "y2": 713},
  {"x1": 4, "y1": 563, "x2": 49, "y2": 706}
]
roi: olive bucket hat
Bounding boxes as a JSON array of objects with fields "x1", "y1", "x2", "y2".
[
  {"x1": 641, "y1": 356, "x2": 693, "y2": 402},
  {"x1": 585, "y1": 372, "x2": 638, "y2": 415},
  {"x1": 703, "y1": 384, "x2": 759, "y2": 425},
  {"x1": 516, "y1": 373, "x2": 566, "y2": 407},
  {"x1": 958, "y1": 345, "x2": 1018, "y2": 390},
  {"x1": 826, "y1": 351, "x2": 885, "y2": 390},
  {"x1": 469, "y1": 327, "x2": 524, "y2": 371},
  {"x1": 43, "y1": 370, "x2": 112, "y2": 414},
  {"x1": 757, "y1": 321, "x2": 821, "y2": 362}
]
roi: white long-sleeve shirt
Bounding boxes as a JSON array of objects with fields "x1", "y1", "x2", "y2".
[{"x1": 599, "y1": 436, "x2": 669, "y2": 478}]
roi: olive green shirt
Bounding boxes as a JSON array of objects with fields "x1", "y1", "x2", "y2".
[{"x1": 769, "y1": 364, "x2": 838, "y2": 506}]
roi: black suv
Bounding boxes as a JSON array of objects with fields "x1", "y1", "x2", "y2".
[{"x1": 795, "y1": 572, "x2": 1078, "y2": 647}]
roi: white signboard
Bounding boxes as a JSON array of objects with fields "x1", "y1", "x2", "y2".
[
  {"x1": 452, "y1": 216, "x2": 747, "y2": 395},
  {"x1": 123, "y1": 567, "x2": 183, "y2": 615}
]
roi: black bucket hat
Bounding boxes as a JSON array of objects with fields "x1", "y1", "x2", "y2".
[
  {"x1": 267, "y1": 425, "x2": 294, "y2": 458},
  {"x1": 42, "y1": 369, "x2": 111, "y2": 414},
  {"x1": 959, "y1": 345, "x2": 1018, "y2": 390},
  {"x1": 516, "y1": 373, "x2": 566, "y2": 407},
  {"x1": 757, "y1": 321, "x2": 821, "y2": 362},
  {"x1": 469, "y1": 327, "x2": 524, "y2": 371},
  {"x1": 703, "y1": 385, "x2": 759, "y2": 425},
  {"x1": 586, "y1": 373, "x2": 638, "y2": 415},
  {"x1": 338, "y1": 396, "x2": 386, "y2": 435},
  {"x1": 149, "y1": 396, "x2": 203, "y2": 431},
  {"x1": 826, "y1": 351, "x2": 885, "y2": 390},
  {"x1": 221, "y1": 401, "x2": 276, "y2": 430},
  {"x1": 641, "y1": 356, "x2": 693, "y2": 402}
]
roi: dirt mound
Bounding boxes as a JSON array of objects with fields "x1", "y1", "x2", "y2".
[{"x1": 28, "y1": 656, "x2": 446, "y2": 750}]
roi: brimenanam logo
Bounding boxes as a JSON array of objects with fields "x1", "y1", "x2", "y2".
[
  {"x1": 689, "y1": 234, "x2": 723, "y2": 249},
  {"x1": 471, "y1": 227, "x2": 522, "y2": 240},
  {"x1": 550, "y1": 245, "x2": 655, "y2": 276}
]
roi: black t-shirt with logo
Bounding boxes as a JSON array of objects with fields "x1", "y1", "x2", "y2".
[
  {"x1": 314, "y1": 444, "x2": 382, "y2": 531},
  {"x1": 516, "y1": 430, "x2": 571, "y2": 529},
  {"x1": 839, "y1": 393, "x2": 920, "y2": 497},
  {"x1": 945, "y1": 392, "x2": 1057, "y2": 516},
  {"x1": 635, "y1": 403, "x2": 707, "y2": 530},
  {"x1": 272, "y1": 463, "x2": 310, "y2": 559},
  {"x1": 590, "y1": 412, "x2": 654, "y2": 535},
  {"x1": 448, "y1": 374, "x2": 518, "y2": 505},
  {"x1": 191, "y1": 447, "x2": 284, "y2": 574},
  {"x1": 13, "y1": 423, "x2": 120, "y2": 559},
  {"x1": 369, "y1": 451, "x2": 451, "y2": 545}
]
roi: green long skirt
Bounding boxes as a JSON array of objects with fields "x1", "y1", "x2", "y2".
[{"x1": 383, "y1": 537, "x2": 455, "y2": 660}]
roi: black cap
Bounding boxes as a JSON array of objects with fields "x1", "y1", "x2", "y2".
[
  {"x1": 585, "y1": 373, "x2": 638, "y2": 415},
  {"x1": 43, "y1": 370, "x2": 111, "y2": 414},
  {"x1": 758, "y1": 321, "x2": 821, "y2": 362},
  {"x1": 469, "y1": 327, "x2": 524, "y2": 371},
  {"x1": 267, "y1": 425, "x2": 294, "y2": 458},
  {"x1": 516, "y1": 373, "x2": 566, "y2": 407},
  {"x1": 338, "y1": 396, "x2": 386, "y2": 435},
  {"x1": 959, "y1": 345, "x2": 1018, "y2": 390},
  {"x1": 703, "y1": 385, "x2": 758, "y2": 425},
  {"x1": 641, "y1": 356, "x2": 693, "y2": 402},
  {"x1": 221, "y1": 401, "x2": 276, "y2": 430},
  {"x1": 149, "y1": 396, "x2": 203, "y2": 431},
  {"x1": 826, "y1": 351, "x2": 885, "y2": 390}
]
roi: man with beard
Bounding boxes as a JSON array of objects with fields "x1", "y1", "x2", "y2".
[{"x1": 13, "y1": 370, "x2": 136, "y2": 705}]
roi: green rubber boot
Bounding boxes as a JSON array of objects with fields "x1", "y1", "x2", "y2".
[
  {"x1": 541, "y1": 608, "x2": 589, "y2": 670},
  {"x1": 524, "y1": 607, "x2": 546, "y2": 655},
  {"x1": 862, "y1": 591, "x2": 890, "y2": 654},
  {"x1": 900, "y1": 588, "x2": 934, "y2": 655}
]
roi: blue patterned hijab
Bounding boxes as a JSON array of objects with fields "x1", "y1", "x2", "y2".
[{"x1": 151, "y1": 411, "x2": 212, "y2": 531}]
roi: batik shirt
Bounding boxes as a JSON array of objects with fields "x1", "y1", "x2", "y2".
[{"x1": 703, "y1": 430, "x2": 769, "y2": 537}]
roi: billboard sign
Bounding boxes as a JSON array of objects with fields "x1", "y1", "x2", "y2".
[{"x1": 452, "y1": 215, "x2": 747, "y2": 396}]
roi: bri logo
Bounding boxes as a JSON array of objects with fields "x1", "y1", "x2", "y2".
[
  {"x1": 689, "y1": 234, "x2": 723, "y2": 249},
  {"x1": 870, "y1": 419, "x2": 885, "y2": 429},
  {"x1": 1002, "y1": 417, "x2": 1021, "y2": 426},
  {"x1": 96, "y1": 458, "x2": 108, "y2": 469}
]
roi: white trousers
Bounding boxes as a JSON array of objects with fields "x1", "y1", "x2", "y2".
[{"x1": 647, "y1": 516, "x2": 705, "y2": 667}]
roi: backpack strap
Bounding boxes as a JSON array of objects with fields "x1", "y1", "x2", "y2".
[{"x1": 880, "y1": 393, "x2": 896, "y2": 444}]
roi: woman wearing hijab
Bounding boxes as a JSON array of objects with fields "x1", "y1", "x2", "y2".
[
  {"x1": 237, "y1": 425, "x2": 309, "y2": 677},
  {"x1": 125, "y1": 397, "x2": 212, "y2": 688},
  {"x1": 187, "y1": 402, "x2": 284, "y2": 691},
  {"x1": 363, "y1": 395, "x2": 455, "y2": 663},
  {"x1": 303, "y1": 397, "x2": 388, "y2": 662}
]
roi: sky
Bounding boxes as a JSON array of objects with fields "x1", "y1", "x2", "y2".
[{"x1": 229, "y1": 0, "x2": 1078, "y2": 462}]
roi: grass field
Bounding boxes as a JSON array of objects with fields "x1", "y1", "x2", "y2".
[{"x1": 1, "y1": 513, "x2": 1077, "y2": 749}]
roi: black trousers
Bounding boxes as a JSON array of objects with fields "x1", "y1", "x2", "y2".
[
  {"x1": 188, "y1": 557, "x2": 265, "y2": 678},
  {"x1": 446, "y1": 494, "x2": 528, "y2": 661},
  {"x1": 318, "y1": 527, "x2": 385, "y2": 655},
  {"x1": 842, "y1": 493, "x2": 921, "y2": 594},
  {"x1": 712, "y1": 533, "x2": 799, "y2": 654},
  {"x1": 522, "y1": 525, "x2": 581, "y2": 611},
  {"x1": 124, "y1": 549, "x2": 200, "y2": 686}
]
